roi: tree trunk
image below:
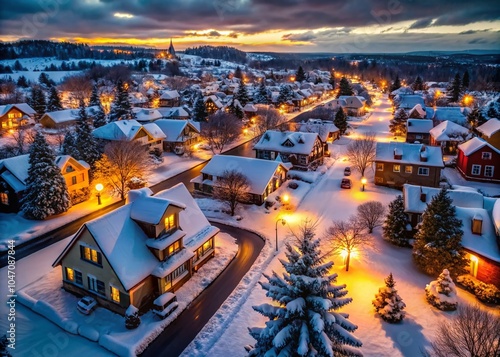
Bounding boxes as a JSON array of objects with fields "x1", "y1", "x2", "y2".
[{"x1": 345, "y1": 252, "x2": 350, "y2": 272}]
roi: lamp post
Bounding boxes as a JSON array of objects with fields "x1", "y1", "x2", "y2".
[
  {"x1": 361, "y1": 177, "x2": 367, "y2": 192},
  {"x1": 95, "y1": 183, "x2": 103, "y2": 205},
  {"x1": 275, "y1": 217, "x2": 286, "y2": 252}
]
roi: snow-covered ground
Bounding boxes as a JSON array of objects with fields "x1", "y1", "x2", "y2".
[{"x1": 181, "y1": 93, "x2": 500, "y2": 357}]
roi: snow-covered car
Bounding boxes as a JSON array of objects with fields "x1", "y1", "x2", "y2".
[
  {"x1": 77, "y1": 296, "x2": 97, "y2": 315},
  {"x1": 344, "y1": 167, "x2": 351, "y2": 176},
  {"x1": 153, "y1": 292, "x2": 178, "y2": 319},
  {"x1": 340, "y1": 178, "x2": 352, "y2": 189}
]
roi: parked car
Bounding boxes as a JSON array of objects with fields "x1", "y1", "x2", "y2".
[
  {"x1": 77, "y1": 296, "x2": 97, "y2": 315},
  {"x1": 153, "y1": 292, "x2": 178, "y2": 319},
  {"x1": 341, "y1": 178, "x2": 352, "y2": 189},
  {"x1": 344, "y1": 167, "x2": 351, "y2": 176}
]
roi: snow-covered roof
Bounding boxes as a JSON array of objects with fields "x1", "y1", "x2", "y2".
[
  {"x1": 92, "y1": 120, "x2": 165, "y2": 141},
  {"x1": 0, "y1": 103, "x2": 36, "y2": 116},
  {"x1": 432, "y1": 107, "x2": 467, "y2": 125},
  {"x1": 160, "y1": 90, "x2": 180, "y2": 100},
  {"x1": 153, "y1": 292, "x2": 176, "y2": 307},
  {"x1": 243, "y1": 103, "x2": 257, "y2": 112},
  {"x1": 409, "y1": 104, "x2": 426, "y2": 118},
  {"x1": 375, "y1": 142, "x2": 443, "y2": 167},
  {"x1": 142, "y1": 123, "x2": 167, "y2": 140},
  {"x1": 476, "y1": 118, "x2": 500, "y2": 138},
  {"x1": 493, "y1": 199, "x2": 500, "y2": 236},
  {"x1": 406, "y1": 119, "x2": 433, "y2": 133},
  {"x1": 391, "y1": 86, "x2": 414, "y2": 96},
  {"x1": 154, "y1": 119, "x2": 200, "y2": 143},
  {"x1": 204, "y1": 95, "x2": 223, "y2": 109},
  {"x1": 157, "y1": 106, "x2": 190, "y2": 119},
  {"x1": 254, "y1": 130, "x2": 321, "y2": 155},
  {"x1": 429, "y1": 121, "x2": 469, "y2": 142},
  {"x1": 198, "y1": 155, "x2": 288, "y2": 195},
  {"x1": 297, "y1": 122, "x2": 339, "y2": 142},
  {"x1": 458, "y1": 137, "x2": 500, "y2": 156},
  {"x1": 325, "y1": 98, "x2": 347, "y2": 108},
  {"x1": 397, "y1": 95, "x2": 425, "y2": 109},
  {"x1": 133, "y1": 108, "x2": 163, "y2": 123},
  {"x1": 42, "y1": 106, "x2": 99, "y2": 125},
  {"x1": 130, "y1": 196, "x2": 185, "y2": 225},
  {"x1": 146, "y1": 229, "x2": 186, "y2": 250},
  {"x1": 338, "y1": 96, "x2": 366, "y2": 108}
]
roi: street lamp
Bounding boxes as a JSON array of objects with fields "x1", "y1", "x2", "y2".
[
  {"x1": 275, "y1": 217, "x2": 286, "y2": 252},
  {"x1": 361, "y1": 177, "x2": 367, "y2": 192},
  {"x1": 95, "y1": 183, "x2": 103, "y2": 205}
]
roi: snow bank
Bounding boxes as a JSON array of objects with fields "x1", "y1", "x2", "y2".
[
  {"x1": 16, "y1": 289, "x2": 37, "y2": 309},
  {"x1": 99, "y1": 334, "x2": 134, "y2": 357},
  {"x1": 33, "y1": 300, "x2": 79, "y2": 334},
  {"x1": 79, "y1": 324, "x2": 100, "y2": 342}
]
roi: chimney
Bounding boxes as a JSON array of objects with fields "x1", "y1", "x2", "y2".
[
  {"x1": 471, "y1": 214, "x2": 483, "y2": 235},
  {"x1": 420, "y1": 145, "x2": 428, "y2": 162},
  {"x1": 420, "y1": 187, "x2": 426, "y2": 202},
  {"x1": 394, "y1": 148, "x2": 402, "y2": 160}
]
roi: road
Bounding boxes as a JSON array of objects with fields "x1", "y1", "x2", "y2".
[{"x1": 141, "y1": 222, "x2": 265, "y2": 357}]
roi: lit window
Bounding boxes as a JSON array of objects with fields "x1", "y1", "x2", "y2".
[
  {"x1": 66, "y1": 267, "x2": 74, "y2": 282},
  {"x1": 481, "y1": 152, "x2": 492, "y2": 160},
  {"x1": 71, "y1": 176, "x2": 77, "y2": 185},
  {"x1": 376, "y1": 163, "x2": 384, "y2": 171},
  {"x1": 0, "y1": 192, "x2": 8, "y2": 205},
  {"x1": 485, "y1": 166, "x2": 494, "y2": 177},
  {"x1": 471, "y1": 165, "x2": 481, "y2": 175},
  {"x1": 203, "y1": 239, "x2": 213, "y2": 252},
  {"x1": 81, "y1": 246, "x2": 102, "y2": 265},
  {"x1": 418, "y1": 167, "x2": 429, "y2": 176},
  {"x1": 110, "y1": 286, "x2": 120, "y2": 303},
  {"x1": 393, "y1": 164, "x2": 400, "y2": 172},
  {"x1": 405, "y1": 166, "x2": 413, "y2": 174},
  {"x1": 167, "y1": 240, "x2": 180, "y2": 256},
  {"x1": 165, "y1": 214, "x2": 175, "y2": 230}
]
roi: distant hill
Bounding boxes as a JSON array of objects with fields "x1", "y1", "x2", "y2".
[{"x1": 184, "y1": 45, "x2": 247, "y2": 63}]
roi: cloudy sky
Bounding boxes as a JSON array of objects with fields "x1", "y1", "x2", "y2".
[{"x1": 1, "y1": 0, "x2": 499, "y2": 52}]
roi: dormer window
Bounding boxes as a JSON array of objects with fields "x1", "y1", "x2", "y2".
[
  {"x1": 481, "y1": 152, "x2": 492, "y2": 160},
  {"x1": 165, "y1": 214, "x2": 175, "y2": 231},
  {"x1": 66, "y1": 165, "x2": 75, "y2": 173}
]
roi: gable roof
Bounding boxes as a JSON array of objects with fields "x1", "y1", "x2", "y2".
[
  {"x1": 409, "y1": 104, "x2": 426, "y2": 118},
  {"x1": 338, "y1": 96, "x2": 366, "y2": 108},
  {"x1": 92, "y1": 120, "x2": 165, "y2": 141},
  {"x1": 458, "y1": 137, "x2": 500, "y2": 156},
  {"x1": 254, "y1": 130, "x2": 321, "y2": 155},
  {"x1": 375, "y1": 142, "x2": 444, "y2": 167},
  {"x1": 477, "y1": 118, "x2": 500, "y2": 138},
  {"x1": 397, "y1": 95, "x2": 425, "y2": 109},
  {"x1": 297, "y1": 121, "x2": 339, "y2": 142},
  {"x1": 154, "y1": 119, "x2": 200, "y2": 142},
  {"x1": 0, "y1": 103, "x2": 36, "y2": 117},
  {"x1": 133, "y1": 108, "x2": 163, "y2": 123},
  {"x1": 157, "y1": 107, "x2": 190, "y2": 119},
  {"x1": 41, "y1": 106, "x2": 99, "y2": 125},
  {"x1": 406, "y1": 119, "x2": 433, "y2": 134},
  {"x1": 432, "y1": 107, "x2": 467, "y2": 125},
  {"x1": 429, "y1": 120, "x2": 469, "y2": 142},
  {"x1": 130, "y1": 196, "x2": 186, "y2": 224},
  {"x1": 160, "y1": 90, "x2": 180, "y2": 100}
]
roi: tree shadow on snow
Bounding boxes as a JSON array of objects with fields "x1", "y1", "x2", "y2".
[{"x1": 379, "y1": 316, "x2": 430, "y2": 357}]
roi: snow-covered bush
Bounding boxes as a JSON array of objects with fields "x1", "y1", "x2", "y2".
[
  {"x1": 69, "y1": 187, "x2": 90, "y2": 205},
  {"x1": 383, "y1": 195, "x2": 412, "y2": 247},
  {"x1": 125, "y1": 305, "x2": 141, "y2": 329},
  {"x1": 287, "y1": 181, "x2": 299, "y2": 190},
  {"x1": 456, "y1": 276, "x2": 500, "y2": 305},
  {"x1": 425, "y1": 269, "x2": 458, "y2": 311},
  {"x1": 372, "y1": 273, "x2": 406, "y2": 323}
]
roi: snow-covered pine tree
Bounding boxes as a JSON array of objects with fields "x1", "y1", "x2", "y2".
[
  {"x1": 390, "y1": 75, "x2": 401, "y2": 92},
  {"x1": 411, "y1": 76, "x2": 424, "y2": 91},
  {"x1": 389, "y1": 108, "x2": 408, "y2": 136},
  {"x1": 193, "y1": 95, "x2": 208, "y2": 122},
  {"x1": 372, "y1": 273, "x2": 406, "y2": 323},
  {"x1": 234, "y1": 66, "x2": 243, "y2": 79},
  {"x1": 93, "y1": 104, "x2": 107, "y2": 128},
  {"x1": 248, "y1": 221, "x2": 362, "y2": 357},
  {"x1": 28, "y1": 85, "x2": 46, "y2": 120},
  {"x1": 108, "y1": 80, "x2": 134, "y2": 122},
  {"x1": 383, "y1": 195, "x2": 412, "y2": 247},
  {"x1": 47, "y1": 86, "x2": 63, "y2": 112},
  {"x1": 412, "y1": 188, "x2": 468, "y2": 278},
  {"x1": 277, "y1": 85, "x2": 294, "y2": 106},
  {"x1": 235, "y1": 82, "x2": 251, "y2": 107},
  {"x1": 447, "y1": 73, "x2": 462, "y2": 103},
  {"x1": 89, "y1": 84, "x2": 101, "y2": 107},
  {"x1": 334, "y1": 107, "x2": 348, "y2": 135},
  {"x1": 462, "y1": 70, "x2": 470, "y2": 89},
  {"x1": 296, "y1": 65, "x2": 306, "y2": 82},
  {"x1": 75, "y1": 99, "x2": 102, "y2": 176},
  {"x1": 228, "y1": 100, "x2": 244, "y2": 120},
  {"x1": 62, "y1": 131, "x2": 79, "y2": 158},
  {"x1": 21, "y1": 132, "x2": 71, "y2": 220},
  {"x1": 255, "y1": 81, "x2": 269, "y2": 104},
  {"x1": 425, "y1": 269, "x2": 458, "y2": 311},
  {"x1": 337, "y1": 77, "x2": 353, "y2": 98}
]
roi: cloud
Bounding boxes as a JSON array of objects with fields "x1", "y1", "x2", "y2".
[
  {"x1": 408, "y1": 18, "x2": 434, "y2": 29},
  {"x1": 459, "y1": 29, "x2": 491, "y2": 35}
]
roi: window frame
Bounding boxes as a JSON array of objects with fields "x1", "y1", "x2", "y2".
[
  {"x1": 405, "y1": 166, "x2": 413, "y2": 174},
  {"x1": 0, "y1": 192, "x2": 8, "y2": 205},
  {"x1": 417, "y1": 167, "x2": 429, "y2": 176},
  {"x1": 484, "y1": 165, "x2": 494, "y2": 178},
  {"x1": 376, "y1": 163, "x2": 384, "y2": 171},
  {"x1": 393, "y1": 164, "x2": 401, "y2": 173},
  {"x1": 471, "y1": 164, "x2": 481, "y2": 176},
  {"x1": 80, "y1": 245, "x2": 102, "y2": 266},
  {"x1": 110, "y1": 285, "x2": 120, "y2": 303},
  {"x1": 481, "y1": 152, "x2": 492, "y2": 160}
]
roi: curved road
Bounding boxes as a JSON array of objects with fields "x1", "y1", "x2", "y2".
[{"x1": 141, "y1": 222, "x2": 265, "y2": 357}]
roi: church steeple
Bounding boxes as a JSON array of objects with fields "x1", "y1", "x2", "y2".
[{"x1": 168, "y1": 38, "x2": 176, "y2": 57}]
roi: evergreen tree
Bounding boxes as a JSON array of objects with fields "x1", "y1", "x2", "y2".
[
  {"x1": 89, "y1": 84, "x2": 100, "y2": 107},
  {"x1": 447, "y1": 73, "x2": 462, "y2": 103},
  {"x1": 38, "y1": 72, "x2": 54, "y2": 87},
  {"x1": 329, "y1": 73, "x2": 335, "y2": 89},
  {"x1": 47, "y1": 86, "x2": 63, "y2": 112},
  {"x1": 425, "y1": 269, "x2": 458, "y2": 311},
  {"x1": 372, "y1": 273, "x2": 406, "y2": 323},
  {"x1": 254, "y1": 81, "x2": 268, "y2": 104},
  {"x1": 467, "y1": 107, "x2": 487, "y2": 130},
  {"x1": 93, "y1": 104, "x2": 107, "y2": 128},
  {"x1": 17, "y1": 75, "x2": 29, "y2": 88},
  {"x1": 21, "y1": 132, "x2": 71, "y2": 220},
  {"x1": 390, "y1": 75, "x2": 401, "y2": 93},
  {"x1": 248, "y1": 221, "x2": 362, "y2": 357},
  {"x1": 277, "y1": 84, "x2": 294, "y2": 106},
  {"x1": 235, "y1": 82, "x2": 250, "y2": 107},
  {"x1": 383, "y1": 195, "x2": 411, "y2": 246},
  {"x1": 462, "y1": 70, "x2": 470, "y2": 89},
  {"x1": 337, "y1": 77, "x2": 354, "y2": 98},
  {"x1": 193, "y1": 95, "x2": 208, "y2": 122},
  {"x1": 296, "y1": 65, "x2": 306, "y2": 82},
  {"x1": 28, "y1": 86, "x2": 46, "y2": 120},
  {"x1": 108, "y1": 80, "x2": 134, "y2": 122},
  {"x1": 334, "y1": 107, "x2": 348, "y2": 135},
  {"x1": 389, "y1": 108, "x2": 408, "y2": 136},
  {"x1": 413, "y1": 188, "x2": 469, "y2": 278},
  {"x1": 124, "y1": 305, "x2": 141, "y2": 329},
  {"x1": 62, "y1": 131, "x2": 79, "y2": 158},
  {"x1": 234, "y1": 66, "x2": 243, "y2": 79},
  {"x1": 75, "y1": 99, "x2": 101, "y2": 177},
  {"x1": 228, "y1": 100, "x2": 244, "y2": 120},
  {"x1": 411, "y1": 76, "x2": 424, "y2": 91}
]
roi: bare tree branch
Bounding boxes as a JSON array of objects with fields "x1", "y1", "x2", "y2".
[
  {"x1": 345, "y1": 132, "x2": 376, "y2": 177},
  {"x1": 212, "y1": 169, "x2": 251, "y2": 216},
  {"x1": 201, "y1": 112, "x2": 242, "y2": 154}
]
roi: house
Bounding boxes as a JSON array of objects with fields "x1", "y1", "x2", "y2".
[
  {"x1": 292, "y1": 119, "x2": 339, "y2": 143},
  {"x1": 154, "y1": 119, "x2": 200, "y2": 152},
  {"x1": 0, "y1": 154, "x2": 89, "y2": 213},
  {"x1": 128, "y1": 92, "x2": 148, "y2": 108},
  {"x1": 40, "y1": 106, "x2": 99, "y2": 129},
  {"x1": 52, "y1": 183, "x2": 219, "y2": 315},
  {"x1": 476, "y1": 118, "x2": 500, "y2": 150},
  {"x1": 338, "y1": 96, "x2": 366, "y2": 116},
  {"x1": 325, "y1": 98, "x2": 347, "y2": 111},
  {"x1": 405, "y1": 119, "x2": 433, "y2": 144},
  {"x1": 92, "y1": 119, "x2": 166, "y2": 153},
  {"x1": 0, "y1": 103, "x2": 36, "y2": 131},
  {"x1": 403, "y1": 184, "x2": 500, "y2": 288},
  {"x1": 395, "y1": 95, "x2": 425, "y2": 111},
  {"x1": 133, "y1": 108, "x2": 163, "y2": 123},
  {"x1": 157, "y1": 106, "x2": 190, "y2": 120},
  {"x1": 431, "y1": 107, "x2": 468, "y2": 126},
  {"x1": 159, "y1": 90, "x2": 180, "y2": 107},
  {"x1": 191, "y1": 155, "x2": 289, "y2": 205},
  {"x1": 429, "y1": 120, "x2": 469, "y2": 155},
  {"x1": 456, "y1": 137, "x2": 500, "y2": 183},
  {"x1": 243, "y1": 103, "x2": 257, "y2": 119},
  {"x1": 374, "y1": 142, "x2": 444, "y2": 188},
  {"x1": 204, "y1": 95, "x2": 224, "y2": 114},
  {"x1": 254, "y1": 130, "x2": 326, "y2": 170},
  {"x1": 408, "y1": 104, "x2": 426, "y2": 119}
]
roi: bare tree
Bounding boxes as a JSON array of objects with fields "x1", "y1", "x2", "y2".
[
  {"x1": 326, "y1": 217, "x2": 373, "y2": 271},
  {"x1": 165, "y1": 76, "x2": 189, "y2": 91},
  {"x1": 356, "y1": 201, "x2": 386, "y2": 233},
  {"x1": 92, "y1": 140, "x2": 151, "y2": 200},
  {"x1": 59, "y1": 74, "x2": 92, "y2": 106},
  {"x1": 213, "y1": 169, "x2": 250, "y2": 216},
  {"x1": 427, "y1": 303, "x2": 500, "y2": 357},
  {"x1": 10, "y1": 126, "x2": 35, "y2": 155},
  {"x1": 345, "y1": 132, "x2": 376, "y2": 177},
  {"x1": 201, "y1": 112, "x2": 242, "y2": 154},
  {"x1": 255, "y1": 107, "x2": 286, "y2": 136}
]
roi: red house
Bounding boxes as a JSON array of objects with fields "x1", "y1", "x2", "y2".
[{"x1": 457, "y1": 137, "x2": 500, "y2": 183}]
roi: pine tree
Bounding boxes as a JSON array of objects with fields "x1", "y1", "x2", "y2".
[
  {"x1": 193, "y1": 95, "x2": 208, "y2": 122},
  {"x1": 389, "y1": 108, "x2": 408, "y2": 136},
  {"x1": 28, "y1": 86, "x2": 46, "y2": 120},
  {"x1": 329, "y1": 73, "x2": 335, "y2": 89},
  {"x1": 62, "y1": 131, "x2": 79, "y2": 158},
  {"x1": 234, "y1": 66, "x2": 243, "y2": 79},
  {"x1": 467, "y1": 107, "x2": 487, "y2": 130},
  {"x1": 337, "y1": 77, "x2": 354, "y2": 98},
  {"x1": 413, "y1": 188, "x2": 469, "y2": 278},
  {"x1": 109, "y1": 80, "x2": 134, "y2": 122},
  {"x1": 390, "y1": 75, "x2": 401, "y2": 93},
  {"x1": 411, "y1": 76, "x2": 424, "y2": 91},
  {"x1": 21, "y1": 132, "x2": 71, "y2": 220},
  {"x1": 296, "y1": 65, "x2": 306, "y2": 82},
  {"x1": 17, "y1": 75, "x2": 29, "y2": 88},
  {"x1": 447, "y1": 73, "x2": 462, "y2": 103},
  {"x1": 47, "y1": 86, "x2": 63, "y2": 112},
  {"x1": 383, "y1": 195, "x2": 411, "y2": 246},
  {"x1": 75, "y1": 99, "x2": 101, "y2": 177},
  {"x1": 372, "y1": 273, "x2": 406, "y2": 323},
  {"x1": 254, "y1": 81, "x2": 268, "y2": 104},
  {"x1": 277, "y1": 84, "x2": 294, "y2": 106},
  {"x1": 93, "y1": 104, "x2": 107, "y2": 128},
  {"x1": 425, "y1": 269, "x2": 458, "y2": 311},
  {"x1": 38, "y1": 72, "x2": 54, "y2": 87},
  {"x1": 228, "y1": 100, "x2": 244, "y2": 120},
  {"x1": 248, "y1": 221, "x2": 362, "y2": 357},
  {"x1": 334, "y1": 107, "x2": 348, "y2": 135},
  {"x1": 235, "y1": 82, "x2": 250, "y2": 107},
  {"x1": 89, "y1": 84, "x2": 100, "y2": 107},
  {"x1": 462, "y1": 70, "x2": 470, "y2": 89}
]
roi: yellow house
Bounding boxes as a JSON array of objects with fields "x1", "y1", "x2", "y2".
[{"x1": 0, "y1": 103, "x2": 36, "y2": 131}]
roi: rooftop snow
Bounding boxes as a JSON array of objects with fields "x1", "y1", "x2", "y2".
[
  {"x1": 155, "y1": 119, "x2": 199, "y2": 143},
  {"x1": 130, "y1": 196, "x2": 186, "y2": 225},
  {"x1": 375, "y1": 142, "x2": 443, "y2": 167},
  {"x1": 458, "y1": 137, "x2": 500, "y2": 156},
  {"x1": 429, "y1": 120, "x2": 469, "y2": 142},
  {"x1": 133, "y1": 108, "x2": 163, "y2": 122},
  {"x1": 397, "y1": 95, "x2": 425, "y2": 109},
  {"x1": 92, "y1": 120, "x2": 165, "y2": 141},
  {"x1": 146, "y1": 229, "x2": 186, "y2": 250},
  {"x1": 432, "y1": 107, "x2": 467, "y2": 125},
  {"x1": 42, "y1": 106, "x2": 99, "y2": 124},
  {"x1": 160, "y1": 90, "x2": 180, "y2": 100},
  {"x1": 477, "y1": 118, "x2": 500, "y2": 138},
  {"x1": 0, "y1": 103, "x2": 36, "y2": 116},
  {"x1": 254, "y1": 130, "x2": 320, "y2": 155},
  {"x1": 406, "y1": 119, "x2": 433, "y2": 133}
]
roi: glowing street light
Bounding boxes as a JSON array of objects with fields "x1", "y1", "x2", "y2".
[
  {"x1": 275, "y1": 217, "x2": 287, "y2": 252},
  {"x1": 282, "y1": 194, "x2": 289, "y2": 204},
  {"x1": 95, "y1": 183, "x2": 103, "y2": 205},
  {"x1": 361, "y1": 177, "x2": 367, "y2": 192}
]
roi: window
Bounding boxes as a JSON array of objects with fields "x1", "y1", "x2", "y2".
[
  {"x1": 405, "y1": 166, "x2": 413, "y2": 174},
  {"x1": 299, "y1": 156, "x2": 307, "y2": 165},
  {"x1": 203, "y1": 239, "x2": 213, "y2": 251},
  {"x1": 66, "y1": 165, "x2": 74, "y2": 173},
  {"x1": 375, "y1": 177, "x2": 384, "y2": 183},
  {"x1": 485, "y1": 166, "x2": 494, "y2": 177},
  {"x1": 110, "y1": 286, "x2": 120, "y2": 303},
  {"x1": 481, "y1": 152, "x2": 492, "y2": 160},
  {"x1": 471, "y1": 164, "x2": 481, "y2": 176},
  {"x1": 418, "y1": 167, "x2": 429, "y2": 176},
  {"x1": 415, "y1": 135, "x2": 422, "y2": 139},
  {"x1": 172, "y1": 262, "x2": 187, "y2": 280},
  {"x1": 393, "y1": 164, "x2": 401, "y2": 172},
  {"x1": 71, "y1": 176, "x2": 77, "y2": 185},
  {"x1": 88, "y1": 276, "x2": 105, "y2": 296},
  {"x1": 165, "y1": 214, "x2": 175, "y2": 231},
  {"x1": 164, "y1": 276, "x2": 172, "y2": 291},
  {"x1": 80, "y1": 245, "x2": 102, "y2": 266},
  {"x1": 376, "y1": 163, "x2": 384, "y2": 171},
  {"x1": 66, "y1": 267, "x2": 74, "y2": 282},
  {"x1": 0, "y1": 192, "x2": 8, "y2": 205},
  {"x1": 167, "y1": 240, "x2": 180, "y2": 256},
  {"x1": 75, "y1": 270, "x2": 83, "y2": 285}
]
